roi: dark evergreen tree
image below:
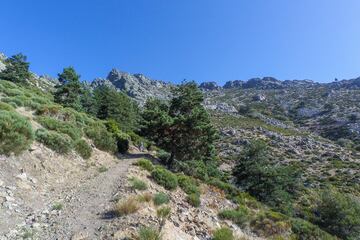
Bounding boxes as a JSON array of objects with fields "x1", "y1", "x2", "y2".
[
  {"x1": 54, "y1": 67, "x2": 82, "y2": 111},
  {"x1": 93, "y1": 85, "x2": 139, "y2": 131},
  {"x1": 0, "y1": 53, "x2": 31, "y2": 83},
  {"x1": 233, "y1": 140, "x2": 301, "y2": 212},
  {"x1": 141, "y1": 81, "x2": 217, "y2": 165},
  {"x1": 80, "y1": 85, "x2": 97, "y2": 115}
]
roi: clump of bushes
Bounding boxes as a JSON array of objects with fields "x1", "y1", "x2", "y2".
[
  {"x1": 130, "y1": 177, "x2": 148, "y2": 190},
  {"x1": 137, "y1": 226, "x2": 162, "y2": 240},
  {"x1": 115, "y1": 197, "x2": 140, "y2": 216},
  {"x1": 218, "y1": 206, "x2": 250, "y2": 227},
  {"x1": 74, "y1": 139, "x2": 92, "y2": 159},
  {"x1": 153, "y1": 192, "x2": 169, "y2": 206},
  {"x1": 136, "y1": 158, "x2": 154, "y2": 172},
  {"x1": 36, "y1": 116, "x2": 82, "y2": 140},
  {"x1": 0, "y1": 102, "x2": 15, "y2": 111},
  {"x1": 177, "y1": 174, "x2": 200, "y2": 195},
  {"x1": 0, "y1": 110, "x2": 34, "y2": 155},
  {"x1": 105, "y1": 119, "x2": 130, "y2": 153},
  {"x1": 151, "y1": 166, "x2": 178, "y2": 190},
  {"x1": 212, "y1": 227, "x2": 234, "y2": 240},
  {"x1": 35, "y1": 129, "x2": 72, "y2": 154},
  {"x1": 85, "y1": 123, "x2": 116, "y2": 153},
  {"x1": 291, "y1": 218, "x2": 336, "y2": 240},
  {"x1": 312, "y1": 188, "x2": 360, "y2": 239}
]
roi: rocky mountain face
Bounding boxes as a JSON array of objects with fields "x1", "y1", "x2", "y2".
[{"x1": 91, "y1": 69, "x2": 173, "y2": 105}]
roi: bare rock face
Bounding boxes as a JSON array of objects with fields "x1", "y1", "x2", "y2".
[
  {"x1": 97, "y1": 69, "x2": 173, "y2": 106},
  {"x1": 199, "y1": 82, "x2": 221, "y2": 91},
  {"x1": 0, "y1": 53, "x2": 6, "y2": 72}
]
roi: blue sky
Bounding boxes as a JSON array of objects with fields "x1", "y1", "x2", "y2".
[{"x1": 1, "y1": 0, "x2": 360, "y2": 84}]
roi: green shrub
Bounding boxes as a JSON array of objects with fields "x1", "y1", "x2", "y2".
[
  {"x1": 153, "y1": 192, "x2": 169, "y2": 206},
  {"x1": 213, "y1": 227, "x2": 234, "y2": 240},
  {"x1": 291, "y1": 218, "x2": 336, "y2": 240},
  {"x1": 151, "y1": 167, "x2": 178, "y2": 190},
  {"x1": 36, "y1": 116, "x2": 82, "y2": 140},
  {"x1": 85, "y1": 123, "x2": 116, "y2": 153},
  {"x1": 35, "y1": 128, "x2": 72, "y2": 154},
  {"x1": 313, "y1": 188, "x2": 360, "y2": 239},
  {"x1": 74, "y1": 139, "x2": 92, "y2": 159},
  {"x1": 130, "y1": 177, "x2": 148, "y2": 190},
  {"x1": 138, "y1": 226, "x2": 162, "y2": 240},
  {"x1": 0, "y1": 110, "x2": 34, "y2": 155},
  {"x1": 177, "y1": 174, "x2": 200, "y2": 195},
  {"x1": 218, "y1": 206, "x2": 249, "y2": 227},
  {"x1": 156, "y1": 206, "x2": 171, "y2": 221},
  {"x1": 115, "y1": 131, "x2": 130, "y2": 153},
  {"x1": 136, "y1": 158, "x2": 154, "y2": 172},
  {"x1": 157, "y1": 150, "x2": 171, "y2": 163},
  {"x1": 207, "y1": 178, "x2": 239, "y2": 199},
  {"x1": 0, "y1": 102, "x2": 15, "y2": 111},
  {"x1": 187, "y1": 193, "x2": 201, "y2": 207}
]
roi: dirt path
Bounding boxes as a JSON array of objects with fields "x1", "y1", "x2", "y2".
[{"x1": 38, "y1": 158, "x2": 136, "y2": 240}]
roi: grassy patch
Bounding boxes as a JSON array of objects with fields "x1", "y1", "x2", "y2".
[
  {"x1": 130, "y1": 177, "x2": 148, "y2": 190},
  {"x1": 153, "y1": 192, "x2": 169, "y2": 206},
  {"x1": 115, "y1": 197, "x2": 140, "y2": 216},
  {"x1": 137, "y1": 226, "x2": 162, "y2": 240},
  {"x1": 213, "y1": 227, "x2": 234, "y2": 240}
]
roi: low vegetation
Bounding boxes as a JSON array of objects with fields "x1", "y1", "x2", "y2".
[
  {"x1": 130, "y1": 177, "x2": 148, "y2": 191},
  {"x1": 153, "y1": 192, "x2": 169, "y2": 206},
  {"x1": 137, "y1": 226, "x2": 162, "y2": 240},
  {"x1": 115, "y1": 197, "x2": 140, "y2": 216},
  {"x1": 35, "y1": 129, "x2": 72, "y2": 154},
  {"x1": 0, "y1": 110, "x2": 34, "y2": 155},
  {"x1": 212, "y1": 227, "x2": 234, "y2": 240},
  {"x1": 151, "y1": 166, "x2": 178, "y2": 190}
]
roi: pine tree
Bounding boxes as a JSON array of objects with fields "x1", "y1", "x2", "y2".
[
  {"x1": 93, "y1": 85, "x2": 139, "y2": 131},
  {"x1": 141, "y1": 81, "x2": 217, "y2": 165},
  {"x1": 0, "y1": 53, "x2": 31, "y2": 83},
  {"x1": 80, "y1": 85, "x2": 97, "y2": 116},
  {"x1": 54, "y1": 67, "x2": 82, "y2": 111}
]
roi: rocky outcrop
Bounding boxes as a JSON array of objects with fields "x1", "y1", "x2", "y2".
[
  {"x1": 92, "y1": 69, "x2": 173, "y2": 105},
  {"x1": 223, "y1": 80, "x2": 244, "y2": 89},
  {"x1": 199, "y1": 82, "x2": 221, "y2": 91},
  {"x1": 0, "y1": 53, "x2": 6, "y2": 72}
]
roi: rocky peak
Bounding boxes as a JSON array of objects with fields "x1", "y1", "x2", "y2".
[
  {"x1": 199, "y1": 81, "x2": 221, "y2": 91},
  {"x1": 223, "y1": 80, "x2": 244, "y2": 89},
  {"x1": 92, "y1": 69, "x2": 173, "y2": 106}
]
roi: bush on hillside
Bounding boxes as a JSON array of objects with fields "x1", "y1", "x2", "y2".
[
  {"x1": 136, "y1": 158, "x2": 154, "y2": 172},
  {"x1": 36, "y1": 116, "x2": 82, "y2": 140},
  {"x1": 187, "y1": 193, "x2": 201, "y2": 207},
  {"x1": 0, "y1": 102, "x2": 15, "y2": 111},
  {"x1": 151, "y1": 167, "x2": 178, "y2": 190},
  {"x1": 35, "y1": 128, "x2": 72, "y2": 154},
  {"x1": 74, "y1": 139, "x2": 92, "y2": 159},
  {"x1": 218, "y1": 206, "x2": 250, "y2": 227},
  {"x1": 105, "y1": 119, "x2": 130, "y2": 153},
  {"x1": 313, "y1": 188, "x2": 360, "y2": 239},
  {"x1": 85, "y1": 123, "x2": 116, "y2": 153},
  {"x1": 291, "y1": 218, "x2": 336, "y2": 240},
  {"x1": 153, "y1": 192, "x2": 169, "y2": 206},
  {"x1": 137, "y1": 226, "x2": 162, "y2": 240},
  {"x1": 177, "y1": 174, "x2": 200, "y2": 195},
  {"x1": 0, "y1": 110, "x2": 34, "y2": 155},
  {"x1": 212, "y1": 227, "x2": 234, "y2": 240}
]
